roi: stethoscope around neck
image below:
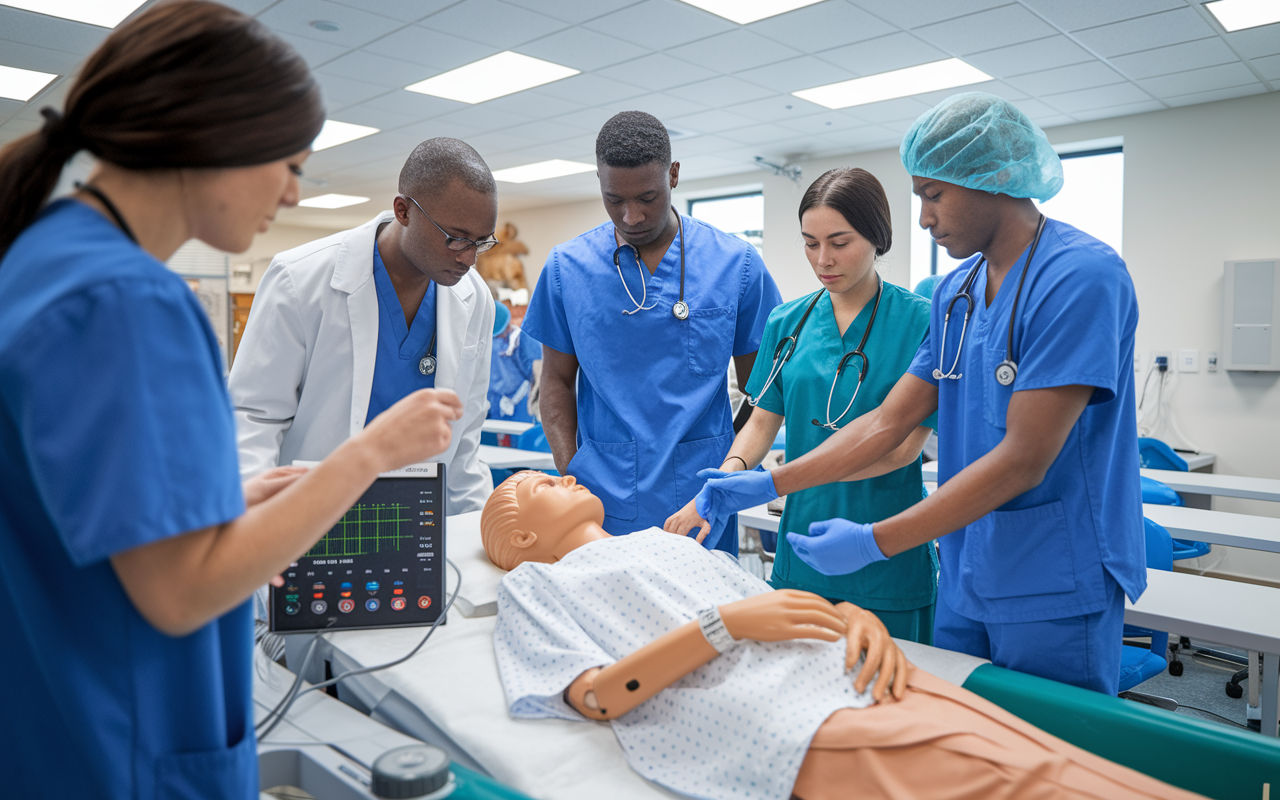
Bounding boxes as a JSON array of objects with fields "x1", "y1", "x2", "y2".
[
  {"x1": 933, "y1": 214, "x2": 1046, "y2": 388},
  {"x1": 613, "y1": 207, "x2": 689, "y2": 321},
  {"x1": 747, "y1": 275, "x2": 883, "y2": 431}
]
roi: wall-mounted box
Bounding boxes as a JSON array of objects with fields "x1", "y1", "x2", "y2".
[{"x1": 1222, "y1": 259, "x2": 1280, "y2": 372}]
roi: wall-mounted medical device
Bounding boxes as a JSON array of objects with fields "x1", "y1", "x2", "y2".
[
  {"x1": 271, "y1": 463, "x2": 446, "y2": 634},
  {"x1": 1222, "y1": 259, "x2": 1280, "y2": 372}
]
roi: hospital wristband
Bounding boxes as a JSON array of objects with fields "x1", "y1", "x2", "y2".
[{"x1": 697, "y1": 607, "x2": 737, "y2": 654}]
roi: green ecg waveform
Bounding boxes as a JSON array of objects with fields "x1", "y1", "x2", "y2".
[{"x1": 307, "y1": 502, "x2": 414, "y2": 558}]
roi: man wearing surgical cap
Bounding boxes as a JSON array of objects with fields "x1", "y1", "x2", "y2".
[{"x1": 689, "y1": 93, "x2": 1144, "y2": 697}]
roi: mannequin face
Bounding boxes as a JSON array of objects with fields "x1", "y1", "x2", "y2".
[{"x1": 510, "y1": 473, "x2": 606, "y2": 563}]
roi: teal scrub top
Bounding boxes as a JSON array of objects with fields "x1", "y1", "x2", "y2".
[{"x1": 746, "y1": 281, "x2": 938, "y2": 611}]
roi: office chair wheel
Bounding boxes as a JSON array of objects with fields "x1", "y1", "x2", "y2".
[
  {"x1": 1225, "y1": 682, "x2": 1244, "y2": 699},
  {"x1": 1168, "y1": 660, "x2": 1184, "y2": 677}
]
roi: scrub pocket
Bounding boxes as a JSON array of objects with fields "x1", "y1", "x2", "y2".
[
  {"x1": 685, "y1": 306, "x2": 735, "y2": 377},
  {"x1": 153, "y1": 731, "x2": 256, "y2": 800},
  {"x1": 674, "y1": 432, "x2": 734, "y2": 507},
  {"x1": 966, "y1": 500, "x2": 1077, "y2": 599},
  {"x1": 982, "y1": 343, "x2": 1014, "y2": 429},
  {"x1": 568, "y1": 437, "x2": 638, "y2": 522}
]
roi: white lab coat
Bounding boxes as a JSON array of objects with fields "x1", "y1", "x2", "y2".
[{"x1": 228, "y1": 212, "x2": 494, "y2": 513}]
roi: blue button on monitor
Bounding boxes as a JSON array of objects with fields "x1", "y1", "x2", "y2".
[
  {"x1": 365, "y1": 598, "x2": 380, "y2": 612},
  {"x1": 365, "y1": 581, "x2": 380, "y2": 593},
  {"x1": 340, "y1": 582, "x2": 352, "y2": 590}
]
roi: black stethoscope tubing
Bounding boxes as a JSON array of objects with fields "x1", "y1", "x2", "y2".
[
  {"x1": 613, "y1": 208, "x2": 688, "y2": 320},
  {"x1": 77, "y1": 183, "x2": 138, "y2": 244}
]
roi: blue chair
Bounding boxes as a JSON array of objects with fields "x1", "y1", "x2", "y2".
[
  {"x1": 1137, "y1": 437, "x2": 1188, "y2": 471},
  {"x1": 1118, "y1": 517, "x2": 1173, "y2": 692},
  {"x1": 1138, "y1": 445, "x2": 1210, "y2": 560}
]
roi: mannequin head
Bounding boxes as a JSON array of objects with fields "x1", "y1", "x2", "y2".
[{"x1": 480, "y1": 471, "x2": 608, "y2": 570}]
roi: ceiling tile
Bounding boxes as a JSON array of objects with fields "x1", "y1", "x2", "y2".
[
  {"x1": 1041, "y1": 82, "x2": 1154, "y2": 113},
  {"x1": 257, "y1": 0, "x2": 405, "y2": 48},
  {"x1": 534, "y1": 73, "x2": 650, "y2": 104},
  {"x1": 669, "y1": 133, "x2": 741, "y2": 155},
  {"x1": 666, "y1": 76, "x2": 775, "y2": 107},
  {"x1": 374, "y1": 25, "x2": 500, "y2": 70},
  {"x1": 316, "y1": 73, "x2": 393, "y2": 110},
  {"x1": 1138, "y1": 62, "x2": 1261, "y2": 98},
  {"x1": 516, "y1": 27, "x2": 649, "y2": 71},
  {"x1": 1224, "y1": 26, "x2": 1280, "y2": 59},
  {"x1": 817, "y1": 32, "x2": 949, "y2": 76},
  {"x1": 718, "y1": 122, "x2": 799, "y2": 146},
  {"x1": 508, "y1": 119, "x2": 594, "y2": 142},
  {"x1": 1006, "y1": 61, "x2": 1124, "y2": 95},
  {"x1": 1003, "y1": 97, "x2": 1064, "y2": 119},
  {"x1": 848, "y1": 0, "x2": 1008, "y2": 30},
  {"x1": 503, "y1": 0, "x2": 642, "y2": 24},
  {"x1": 335, "y1": 101, "x2": 422, "y2": 132},
  {"x1": 0, "y1": 97, "x2": 24, "y2": 123},
  {"x1": 0, "y1": 40, "x2": 80, "y2": 75},
  {"x1": 1018, "y1": 0, "x2": 1183, "y2": 32},
  {"x1": 665, "y1": 30, "x2": 803, "y2": 74},
  {"x1": 361, "y1": 89, "x2": 467, "y2": 120},
  {"x1": 1108, "y1": 38, "x2": 1239, "y2": 79},
  {"x1": 555, "y1": 107, "x2": 621, "y2": 133},
  {"x1": 274, "y1": 31, "x2": 349, "y2": 68},
  {"x1": 393, "y1": 118, "x2": 485, "y2": 142},
  {"x1": 841, "y1": 95, "x2": 933, "y2": 124},
  {"x1": 747, "y1": 1, "x2": 896, "y2": 53},
  {"x1": 583, "y1": 0, "x2": 736, "y2": 50},
  {"x1": 963, "y1": 35, "x2": 1093, "y2": 78},
  {"x1": 1071, "y1": 8, "x2": 1216, "y2": 58},
  {"x1": 0, "y1": 6, "x2": 108, "y2": 56},
  {"x1": 217, "y1": 0, "x2": 279, "y2": 15},
  {"x1": 421, "y1": 0, "x2": 568, "y2": 49},
  {"x1": 480, "y1": 91, "x2": 587, "y2": 121},
  {"x1": 319, "y1": 50, "x2": 436, "y2": 88},
  {"x1": 1161, "y1": 83, "x2": 1267, "y2": 107},
  {"x1": 1254, "y1": 53, "x2": 1280, "y2": 81},
  {"x1": 1068, "y1": 99, "x2": 1165, "y2": 121},
  {"x1": 735, "y1": 56, "x2": 854, "y2": 93},
  {"x1": 776, "y1": 110, "x2": 872, "y2": 135},
  {"x1": 818, "y1": 124, "x2": 902, "y2": 149},
  {"x1": 328, "y1": 0, "x2": 455, "y2": 22},
  {"x1": 677, "y1": 154, "x2": 749, "y2": 178},
  {"x1": 602, "y1": 91, "x2": 706, "y2": 120},
  {"x1": 1029, "y1": 113, "x2": 1076, "y2": 128},
  {"x1": 666, "y1": 108, "x2": 761, "y2": 134},
  {"x1": 912, "y1": 5, "x2": 1058, "y2": 55},
  {"x1": 596, "y1": 53, "x2": 719, "y2": 91},
  {"x1": 430, "y1": 105, "x2": 535, "y2": 133},
  {"x1": 465, "y1": 129, "x2": 540, "y2": 157},
  {"x1": 911, "y1": 79, "x2": 1028, "y2": 106},
  {"x1": 510, "y1": 136, "x2": 599, "y2": 162},
  {"x1": 724, "y1": 95, "x2": 829, "y2": 122}
]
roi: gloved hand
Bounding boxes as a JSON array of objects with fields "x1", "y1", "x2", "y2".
[
  {"x1": 786, "y1": 518, "x2": 886, "y2": 576},
  {"x1": 693, "y1": 468, "x2": 778, "y2": 533}
]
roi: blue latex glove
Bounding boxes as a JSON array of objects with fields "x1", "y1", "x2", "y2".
[
  {"x1": 786, "y1": 518, "x2": 887, "y2": 576},
  {"x1": 693, "y1": 467, "x2": 778, "y2": 533}
]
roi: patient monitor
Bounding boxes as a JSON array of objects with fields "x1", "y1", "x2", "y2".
[{"x1": 270, "y1": 463, "x2": 446, "y2": 633}]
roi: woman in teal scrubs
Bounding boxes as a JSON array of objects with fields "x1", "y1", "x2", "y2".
[{"x1": 666, "y1": 168, "x2": 937, "y2": 642}]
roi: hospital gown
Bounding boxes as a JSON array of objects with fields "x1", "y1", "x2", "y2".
[{"x1": 494, "y1": 530, "x2": 873, "y2": 800}]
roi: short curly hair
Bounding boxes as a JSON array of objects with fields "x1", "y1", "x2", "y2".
[
  {"x1": 479, "y1": 470, "x2": 543, "y2": 571},
  {"x1": 595, "y1": 111, "x2": 671, "y2": 168}
]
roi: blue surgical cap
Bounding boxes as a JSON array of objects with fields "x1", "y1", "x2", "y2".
[
  {"x1": 900, "y1": 92, "x2": 1064, "y2": 202},
  {"x1": 493, "y1": 299, "x2": 511, "y2": 335}
]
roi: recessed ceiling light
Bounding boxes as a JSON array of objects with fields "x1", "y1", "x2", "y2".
[
  {"x1": 676, "y1": 0, "x2": 826, "y2": 24},
  {"x1": 298, "y1": 194, "x2": 371, "y2": 209},
  {"x1": 0, "y1": 1, "x2": 146, "y2": 27},
  {"x1": 793, "y1": 58, "x2": 993, "y2": 110},
  {"x1": 311, "y1": 120, "x2": 379, "y2": 152},
  {"x1": 1205, "y1": 0, "x2": 1280, "y2": 31},
  {"x1": 492, "y1": 159, "x2": 596, "y2": 184},
  {"x1": 310, "y1": 20, "x2": 340, "y2": 32},
  {"x1": 0, "y1": 64, "x2": 57, "y2": 102},
  {"x1": 405, "y1": 52, "x2": 579, "y2": 104}
]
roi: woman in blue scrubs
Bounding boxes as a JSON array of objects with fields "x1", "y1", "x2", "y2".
[
  {"x1": 666, "y1": 168, "x2": 938, "y2": 643},
  {"x1": 688, "y1": 93, "x2": 1145, "y2": 696},
  {"x1": 0, "y1": 5, "x2": 464, "y2": 798}
]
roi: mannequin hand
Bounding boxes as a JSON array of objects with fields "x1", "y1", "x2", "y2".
[
  {"x1": 360, "y1": 388, "x2": 464, "y2": 472},
  {"x1": 837, "y1": 602, "x2": 909, "y2": 702},
  {"x1": 718, "y1": 590, "x2": 846, "y2": 644},
  {"x1": 242, "y1": 465, "x2": 308, "y2": 507},
  {"x1": 663, "y1": 498, "x2": 712, "y2": 543},
  {"x1": 786, "y1": 519, "x2": 886, "y2": 576},
  {"x1": 693, "y1": 468, "x2": 778, "y2": 532}
]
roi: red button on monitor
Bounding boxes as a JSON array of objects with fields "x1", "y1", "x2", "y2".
[
  {"x1": 338, "y1": 598, "x2": 355, "y2": 614},
  {"x1": 417, "y1": 596, "x2": 432, "y2": 609},
  {"x1": 390, "y1": 597, "x2": 407, "y2": 611}
]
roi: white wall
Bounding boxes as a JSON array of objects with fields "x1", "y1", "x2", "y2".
[{"x1": 228, "y1": 222, "x2": 346, "y2": 293}]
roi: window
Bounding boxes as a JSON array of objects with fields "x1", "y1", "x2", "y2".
[
  {"x1": 689, "y1": 192, "x2": 763, "y2": 255},
  {"x1": 909, "y1": 147, "x2": 1125, "y2": 291}
]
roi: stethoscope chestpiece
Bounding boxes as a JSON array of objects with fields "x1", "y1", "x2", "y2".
[
  {"x1": 672, "y1": 300, "x2": 689, "y2": 320},
  {"x1": 994, "y1": 360, "x2": 1016, "y2": 386},
  {"x1": 419, "y1": 355, "x2": 437, "y2": 376}
]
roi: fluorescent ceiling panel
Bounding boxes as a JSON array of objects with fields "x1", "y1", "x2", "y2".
[
  {"x1": 793, "y1": 58, "x2": 993, "y2": 109},
  {"x1": 0, "y1": 64, "x2": 57, "y2": 102},
  {"x1": 0, "y1": 1, "x2": 146, "y2": 27},
  {"x1": 311, "y1": 120, "x2": 379, "y2": 152},
  {"x1": 405, "y1": 52, "x2": 579, "y2": 104},
  {"x1": 492, "y1": 159, "x2": 595, "y2": 184},
  {"x1": 677, "y1": 0, "x2": 827, "y2": 24},
  {"x1": 1205, "y1": 0, "x2": 1280, "y2": 31},
  {"x1": 298, "y1": 193, "x2": 370, "y2": 209}
]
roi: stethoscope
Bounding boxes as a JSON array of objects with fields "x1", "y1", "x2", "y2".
[
  {"x1": 419, "y1": 332, "x2": 436, "y2": 375},
  {"x1": 613, "y1": 208, "x2": 689, "y2": 320},
  {"x1": 933, "y1": 214, "x2": 1046, "y2": 388},
  {"x1": 748, "y1": 275, "x2": 883, "y2": 431}
]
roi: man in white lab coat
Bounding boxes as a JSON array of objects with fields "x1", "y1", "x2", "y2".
[{"x1": 230, "y1": 138, "x2": 496, "y2": 512}]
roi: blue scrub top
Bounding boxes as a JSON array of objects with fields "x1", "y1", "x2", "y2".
[
  {"x1": 0, "y1": 200, "x2": 252, "y2": 799},
  {"x1": 366, "y1": 242, "x2": 436, "y2": 425},
  {"x1": 907, "y1": 218, "x2": 1146, "y2": 624},
  {"x1": 522, "y1": 216, "x2": 781, "y2": 552},
  {"x1": 489, "y1": 326, "x2": 540, "y2": 423}
]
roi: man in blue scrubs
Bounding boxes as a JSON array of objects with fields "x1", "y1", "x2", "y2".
[
  {"x1": 691, "y1": 94, "x2": 1145, "y2": 694},
  {"x1": 523, "y1": 111, "x2": 781, "y2": 554}
]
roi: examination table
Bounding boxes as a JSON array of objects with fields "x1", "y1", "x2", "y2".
[{"x1": 282, "y1": 511, "x2": 1280, "y2": 800}]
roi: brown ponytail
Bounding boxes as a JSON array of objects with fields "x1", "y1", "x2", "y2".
[{"x1": 0, "y1": 0, "x2": 325, "y2": 257}]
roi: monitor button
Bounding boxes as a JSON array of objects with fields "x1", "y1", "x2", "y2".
[
  {"x1": 284, "y1": 603, "x2": 300, "y2": 616},
  {"x1": 417, "y1": 596, "x2": 432, "y2": 609},
  {"x1": 338, "y1": 598, "x2": 355, "y2": 614},
  {"x1": 390, "y1": 597, "x2": 407, "y2": 611},
  {"x1": 310, "y1": 600, "x2": 328, "y2": 615},
  {"x1": 365, "y1": 598, "x2": 380, "y2": 612},
  {"x1": 312, "y1": 582, "x2": 326, "y2": 591},
  {"x1": 340, "y1": 582, "x2": 352, "y2": 590},
  {"x1": 365, "y1": 581, "x2": 380, "y2": 593}
]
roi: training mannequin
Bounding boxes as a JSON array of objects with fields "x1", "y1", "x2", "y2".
[{"x1": 481, "y1": 472, "x2": 1202, "y2": 800}]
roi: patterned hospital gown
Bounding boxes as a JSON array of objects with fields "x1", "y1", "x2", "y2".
[{"x1": 493, "y1": 530, "x2": 874, "y2": 800}]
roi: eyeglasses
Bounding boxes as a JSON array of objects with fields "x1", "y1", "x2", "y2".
[{"x1": 404, "y1": 195, "x2": 499, "y2": 254}]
